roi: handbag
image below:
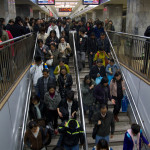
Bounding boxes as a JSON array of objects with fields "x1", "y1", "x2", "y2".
[
  {"x1": 95, "y1": 76, "x2": 103, "y2": 85},
  {"x1": 46, "y1": 59, "x2": 53, "y2": 66},
  {"x1": 122, "y1": 96, "x2": 129, "y2": 112},
  {"x1": 92, "y1": 124, "x2": 99, "y2": 139}
]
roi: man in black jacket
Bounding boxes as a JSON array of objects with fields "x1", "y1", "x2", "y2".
[
  {"x1": 89, "y1": 59, "x2": 106, "y2": 80},
  {"x1": 58, "y1": 119, "x2": 85, "y2": 150},
  {"x1": 57, "y1": 90, "x2": 78, "y2": 121},
  {"x1": 92, "y1": 104, "x2": 115, "y2": 144},
  {"x1": 36, "y1": 69, "x2": 56, "y2": 101},
  {"x1": 76, "y1": 27, "x2": 88, "y2": 71},
  {"x1": 88, "y1": 32, "x2": 98, "y2": 69},
  {"x1": 97, "y1": 32, "x2": 110, "y2": 56}
]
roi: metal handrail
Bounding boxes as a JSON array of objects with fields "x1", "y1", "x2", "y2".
[
  {"x1": 105, "y1": 31, "x2": 149, "y2": 145},
  {"x1": 70, "y1": 31, "x2": 88, "y2": 150},
  {"x1": 0, "y1": 33, "x2": 32, "y2": 46},
  {"x1": 20, "y1": 33, "x2": 38, "y2": 150},
  {"x1": 107, "y1": 30, "x2": 150, "y2": 40}
]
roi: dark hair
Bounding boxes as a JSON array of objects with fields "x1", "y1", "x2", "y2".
[
  {"x1": 50, "y1": 43, "x2": 56, "y2": 48},
  {"x1": 52, "y1": 146, "x2": 64, "y2": 150},
  {"x1": 15, "y1": 16, "x2": 22, "y2": 23},
  {"x1": 66, "y1": 90, "x2": 74, "y2": 100},
  {"x1": 0, "y1": 18, "x2": 5, "y2": 24},
  {"x1": 28, "y1": 121, "x2": 38, "y2": 129},
  {"x1": 98, "y1": 46, "x2": 105, "y2": 51},
  {"x1": 61, "y1": 21, "x2": 66, "y2": 25},
  {"x1": 68, "y1": 119, "x2": 77, "y2": 129},
  {"x1": 50, "y1": 30, "x2": 56, "y2": 37},
  {"x1": 100, "y1": 104, "x2": 107, "y2": 110},
  {"x1": 59, "y1": 37, "x2": 66, "y2": 42},
  {"x1": 42, "y1": 68, "x2": 49, "y2": 73},
  {"x1": 8, "y1": 19, "x2": 14, "y2": 24},
  {"x1": 83, "y1": 75, "x2": 92, "y2": 86},
  {"x1": 31, "y1": 95, "x2": 40, "y2": 103},
  {"x1": 97, "y1": 59, "x2": 103, "y2": 64},
  {"x1": 39, "y1": 27, "x2": 46, "y2": 33},
  {"x1": 48, "y1": 84, "x2": 56, "y2": 90},
  {"x1": 96, "y1": 21, "x2": 102, "y2": 26},
  {"x1": 90, "y1": 32, "x2": 95, "y2": 37},
  {"x1": 37, "y1": 39, "x2": 43, "y2": 44},
  {"x1": 101, "y1": 77, "x2": 108, "y2": 85},
  {"x1": 34, "y1": 56, "x2": 41, "y2": 62},
  {"x1": 131, "y1": 124, "x2": 140, "y2": 135},
  {"x1": 113, "y1": 71, "x2": 123, "y2": 82},
  {"x1": 100, "y1": 32, "x2": 106, "y2": 36},
  {"x1": 110, "y1": 58, "x2": 114, "y2": 63},
  {"x1": 52, "y1": 20, "x2": 56, "y2": 24},
  {"x1": 0, "y1": 23, "x2": 2, "y2": 38},
  {"x1": 79, "y1": 27, "x2": 86, "y2": 34},
  {"x1": 59, "y1": 59, "x2": 65, "y2": 63},
  {"x1": 97, "y1": 139, "x2": 109, "y2": 150},
  {"x1": 61, "y1": 31, "x2": 66, "y2": 35},
  {"x1": 60, "y1": 66, "x2": 67, "y2": 74}
]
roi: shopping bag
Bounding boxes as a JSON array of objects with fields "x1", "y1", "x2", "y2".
[
  {"x1": 46, "y1": 59, "x2": 53, "y2": 66},
  {"x1": 122, "y1": 96, "x2": 129, "y2": 112},
  {"x1": 95, "y1": 76, "x2": 103, "y2": 85},
  {"x1": 107, "y1": 74, "x2": 114, "y2": 85}
]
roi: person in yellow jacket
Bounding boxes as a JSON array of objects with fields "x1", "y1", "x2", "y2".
[
  {"x1": 54, "y1": 59, "x2": 70, "y2": 76},
  {"x1": 94, "y1": 47, "x2": 109, "y2": 67}
]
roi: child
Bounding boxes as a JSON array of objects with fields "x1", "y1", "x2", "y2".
[
  {"x1": 82, "y1": 75, "x2": 95, "y2": 124},
  {"x1": 106, "y1": 58, "x2": 119, "y2": 85},
  {"x1": 110, "y1": 71, "x2": 125, "y2": 122},
  {"x1": 58, "y1": 119, "x2": 85, "y2": 150},
  {"x1": 123, "y1": 124, "x2": 150, "y2": 150},
  {"x1": 30, "y1": 56, "x2": 48, "y2": 87},
  {"x1": 93, "y1": 47, "x2": 109, "y2": 67}
]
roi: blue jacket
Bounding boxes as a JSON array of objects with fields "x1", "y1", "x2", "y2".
[
  {"x1": 106, "y1": 64, "x2": 119, "y2": 76},
  {"x1": 94, "y1": 27, "x2": 105, "y2": 39},
  {"x1": 123, "y1": 130, "x2": 149, "y2": 150}
]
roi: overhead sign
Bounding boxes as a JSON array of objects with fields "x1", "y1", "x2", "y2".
[
  {"x1": 100, "y1": 0, "x2": 110, "y2": 4},
  {"x1": 38, "y1": 0, "x2": 55, "y2": 5},
  {"x1": 59, "y1": 8, "x2": 72, "y2": 12},
  {"x1": 83, "y1": 0, "x2": 100, "y2": 5}
]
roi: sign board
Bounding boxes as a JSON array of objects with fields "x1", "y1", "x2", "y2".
[
  {"x1": 38, "y1": 0, "x2": 55, "y2": 5},
  {"x1": 83, "y1": 0, "x2": 100, "y2": 5},
  {"x1": 100, "y1": 0, "x2": 110, "y2": 4},
  {"x1": 59, "y1": 8, "x2": 72, "y2": 12}
]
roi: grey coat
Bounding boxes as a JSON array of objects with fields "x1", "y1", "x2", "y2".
[
  {"x1": 81, "y1": 80, "x2": 95, "y2": 106},
  {"x1": 44, "y1": 91, "x2": 61, "y2": 110}
]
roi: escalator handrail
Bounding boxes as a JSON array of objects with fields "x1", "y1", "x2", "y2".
[
  {"x1": 20, "y1": 33, "x2": 38, "y2": 150},
  {"x1": 0, "y1": 33, "x2": 33, "y2": 46},
  {"x1": 107, "y1": 30, "x2": 150, "y2": 40},
  {"x1": 70, "y1": 31, "x2": 88, "y2": 150},
  {"x1": 105, "y1": 31, "x2": 149, "y2": 144}
]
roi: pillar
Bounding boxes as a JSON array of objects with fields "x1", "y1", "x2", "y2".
[
  {"x1": 41, "y1": 13, "x2": 46, "y2": 20},
  {"x1": 0, "y1": 0, "x2": 16, "y2": 23},
  {"x1": 16, "y1": 4, "x2": 33, "y2": 19},
  {"x1": 33, "y1": 10, "x2": 41, "y2": 19},
  {"x1": 92, "y1": 11, "x2": 96, "y2": 21},
  {"x1": 95, "y1": 9, "x2": 103, "y2": 20},
  {"x1": 126, "y1": 0, "x2": 150, "y2": 35},
  {"x1": 103, "y1": 4, "x2": 123, "y2": 32}
]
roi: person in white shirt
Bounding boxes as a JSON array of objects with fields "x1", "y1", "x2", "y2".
[
  {"x1": 30, "y1": 56, "x2": 48, "y2": 87},
  {"x1": 47, "y1": 20, "x2": 60, "y2": 39}
]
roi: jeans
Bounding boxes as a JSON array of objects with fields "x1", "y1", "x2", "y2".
[
  {"x1": 64, "y1": 144, "x2": 79, "y2": 150},
  {"x1": 77, "y1": 51, "x2": 85, "y2": 70},
  {"x1": 49, "y1": 66, "x2": 56, "y2": 78},
  {"x1": 83, "y1": 104, "x2": 94, "y2": 121},
  {"x1": 95, "y1": 135, "x2": 109, "y2": 144}
]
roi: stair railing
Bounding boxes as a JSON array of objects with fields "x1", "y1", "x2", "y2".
[{"x1": 70, "y1": 31, "x2": 88, "y2": 150}]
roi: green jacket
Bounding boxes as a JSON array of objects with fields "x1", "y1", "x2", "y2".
[{"x1": 81, "y1": 80, "x2": 95, "y2": 106}]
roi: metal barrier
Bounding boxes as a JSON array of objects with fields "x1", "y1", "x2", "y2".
[
  {"x1": 106, "y1": 31, "x2": 149, "y2": 149},
  {"x1": 107, "y1": 31, "x2": 150, "y2": 81},
  {"x1": 70, "y1": 31, "x2": 88, "y2": 150},
  {"x1": 0, "y1": 33, "x2": 36, "y2": 102}
]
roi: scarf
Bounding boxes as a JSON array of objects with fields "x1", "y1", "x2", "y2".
[{"x1": 127, "y1": 129, "x2": 140, "y2": 150}]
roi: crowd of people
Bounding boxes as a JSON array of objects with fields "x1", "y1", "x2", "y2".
[{"x1": 1, "y1": 16, "x2": 150, "y2": 150}]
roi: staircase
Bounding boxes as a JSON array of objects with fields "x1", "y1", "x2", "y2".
[{"x1": 47, "y1": 56, "x2": 131, "y2": 150}]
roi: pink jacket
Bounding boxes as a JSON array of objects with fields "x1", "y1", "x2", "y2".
[{"x1": 110, "y1": 80, "x2": 125, "y2": 97}]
